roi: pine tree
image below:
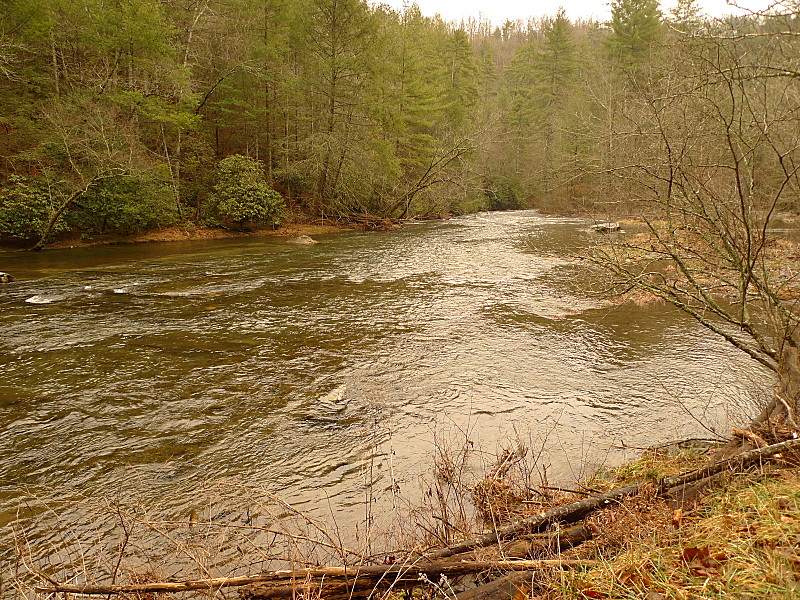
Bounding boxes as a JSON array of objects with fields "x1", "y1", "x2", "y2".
[
  {"x1": 605, "y1": 0, "x2": 663, "y2": 66},
  {"x1": 537, "y1": 8, "x2": 575, "y2": 102},
  {"x1": 439, "y1": 29, "x2": 478, "y2": 127},
  {"x1": 669, "y1": 0, "x2": 702, "y2": 31},
  {"x1": 302, "y1": 0, "x2": 375, "y2": 204}
]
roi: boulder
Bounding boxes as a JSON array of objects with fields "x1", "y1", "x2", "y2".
[
  {"x1": 590, "y1": 221, "x2": 621, "y2": 233},
  {"x1": 0, "y1": 272, "x2": 13, "y2": 283},
  {"x1": 286, "y1": 235, "x2": 319, "y2": 245}
]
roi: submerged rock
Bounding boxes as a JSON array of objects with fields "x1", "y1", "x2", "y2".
[
  {"x1": 590, "y1": 221, "x2": 621, "y2": 233},
  {"x1": 0, "y1": 272, "x2": 13, "y2": 283},
  {"x1": 286, "y1": 235, "x2": 319, "y2": 245}
]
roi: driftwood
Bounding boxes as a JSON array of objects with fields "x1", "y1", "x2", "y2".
[
  {"x1": 448, "y1": 437, "x2": 800, "y2": 600},
  {"x1": 36, "y1": 560, "x2": 595, "y2": 596},
  {"x1": 446, "y1": 528, "x2": 592, "y2": 600},
  {"x1": 455, "y1": 572, "x2": 534, "y2": 600},
  {"x1": 425, "y1": 436, "x2": 800, "y2": 559},
  {"x1": 242, "y1": 560, "x2": 596, "y2": 600},
  {"x1": 731, "y1": 426, "x2": 768, "y2": 448},
  {"x1": 36, "y1": 437, "x2": 800, "y2": 599},
  {"x1": 445, "y1": 524, "x2": 592, "y2": 561}
]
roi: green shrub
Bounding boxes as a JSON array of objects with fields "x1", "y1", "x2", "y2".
[
  {"x1": 68, "y1": 175, "x2": 178, "y2": 235},
  {"x1": 206, "y1": 155, "x2": 284, "y2": 227},
  {"x1": 0, "y1": 175, "x2": 66, "y2": 239}
]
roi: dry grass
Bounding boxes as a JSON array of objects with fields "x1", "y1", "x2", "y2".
[
  {"x1": 8, "y1": 433, "x2": 800, "y2": 600},
  {"x1": 532, "y1": 459, "x2": 800, "y2": 599},
  {"x1": 587, "y1": 448, "x2": 713, "y2": 492}
]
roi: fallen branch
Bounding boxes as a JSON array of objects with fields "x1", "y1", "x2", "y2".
[
  {"x1": 444, "y1": 524, "x2": 592, "y2": 561},
  {"x1": 36, "y1": 560, "x2": 596, "y2": 595},
  {"x1": 731, "y1": 426, "x2": 768, "y2": 448},
  {"x1": 454, "y1": 571, "x2": 534, "y2": 600},
  {"x1": 425, "y1": 436, "x2": 800, "y2": 559},
  {"x1": 241, "y1": 559, "x2": 595, "y2": 600},
  {"x1": 35, "y1": 438, "x2": 800, "y2": 598}
]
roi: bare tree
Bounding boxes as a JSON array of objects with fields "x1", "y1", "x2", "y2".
[
  {"x1": 590, "y1": 7, "x2": 800, "y2": 422},
  {"x1": 28, "y1": 99, "x2": 149, "y2": 250}
]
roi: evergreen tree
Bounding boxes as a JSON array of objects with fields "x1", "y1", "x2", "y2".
[
  {"x1": 303, "y1": 0, "x2": 375, "y2": 205},
  {"x1": 536, "y1": 8, "x2": 575, "y2": 102},
  {"x1": 669, "y1": 0, "x2": 702, "y2": 31},
  {"x1": 439, "y1": 29, "x2": 478, "y2": 127},
  {"x1": 605, "y1": 0, "x2": 663, "y2": 66}
]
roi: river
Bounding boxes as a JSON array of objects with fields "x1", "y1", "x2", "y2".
[{"x1": 0, "y1": 210, "x2": 769, "y2": 578}]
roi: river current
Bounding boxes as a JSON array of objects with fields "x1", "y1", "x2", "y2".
[{"x1": 0, "y1": 210, "x2": 769, "y2": 570}]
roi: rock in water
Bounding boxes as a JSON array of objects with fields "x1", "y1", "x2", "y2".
[
  {"x1": 0, "y1": 272, "x2": 13, "y2": 283},
  {"x1": 287, "y1": 235, "x2": 319, "y2": 245},
  {"x1": 590, "y1": 222, "x2": 621, "y2": 233}
]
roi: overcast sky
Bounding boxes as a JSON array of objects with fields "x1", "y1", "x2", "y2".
[{"x1": 375, "y1": 0, "x2": 771, "y2": 27}]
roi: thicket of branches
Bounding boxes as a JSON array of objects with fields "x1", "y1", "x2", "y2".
[{"x1": 589, "y1": 1, "x2": 800, "y2": 418}]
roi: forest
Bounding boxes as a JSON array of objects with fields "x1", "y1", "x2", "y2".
[{"x1": 0, "y1": 0, "x2": 798, "y2": 247}]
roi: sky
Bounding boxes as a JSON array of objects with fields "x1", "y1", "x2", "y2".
[{"x1": 375, "y1": 0, "x2": 773, "y2": 27}]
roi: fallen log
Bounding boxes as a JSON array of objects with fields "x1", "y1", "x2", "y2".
[
  {"x1": 36, "y1": 438, "x2": 800, "y2": 598},
  {"x1": 241, "y1": 577, "x2": 415, "y2": 600},
  {"x1": 454, "y1": 572, "x2": 534, "y2": 600},
  {"x1": 242, "y1": 560, "x2": 595, "y2": 600},
  {"x1": 425, "y1": 436, "x2": 800, "y2": 559},
  {"x1": 655, "y1": 435, "x2": 800, "y2": 491},
  {"x1": 36, "y1": 560, "x2": 596, "y2": 596},
  {"x1": 444, "y1": 524, "x2": 592, "y2": 561},
  {"x1": 529, "y1": 524, "x2": 592, "y2": 556}
]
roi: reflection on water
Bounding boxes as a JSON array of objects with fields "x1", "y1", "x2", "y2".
[{"x1": 0, "y1": 211, "x2": 769, "y2": 554}]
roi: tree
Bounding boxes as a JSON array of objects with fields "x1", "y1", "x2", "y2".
[
  {"x1": 668, "y1": 0, "x2": 702, "y2": 31},
  {"x1": 590, "y1": 10, "x2": 800, "y2": 421},
  {"x1": 439, "y1": 29, "x2": 478, "y2": 127},
  {"x1": 207, "y1": 154, "x2": 284, "y2": 227},
  {"x1": 302, "y1": 0, "x2": 374, "y2": 206},
  {"x1": 605, "y1": 0, "x2": 663, "y2": 67},
  {"x1": 26, "y1": 97, "x2": 151, "y2": 250},
  {"x1": 503, "y1": 9, "x2": 588, "y2": 203}
]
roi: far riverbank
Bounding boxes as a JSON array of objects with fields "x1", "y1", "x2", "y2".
[{"x1": 0, "y1": 221, "x2": 362, "y2": 253}]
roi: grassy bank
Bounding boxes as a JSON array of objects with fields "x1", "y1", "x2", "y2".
[
  {"x1": 514, "y1": 446, "x2": 800, "y2": 599},
  {"x1": 8, "y1": 435, "x2": 800, "y2": 600}
]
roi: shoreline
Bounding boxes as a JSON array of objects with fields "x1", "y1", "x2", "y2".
[
  {"x1": 0, "y1": 221, "x2": 365, "y2": 253},
  {"x1": 0, "y1": 211, "x2": 461, "y2": 254}
]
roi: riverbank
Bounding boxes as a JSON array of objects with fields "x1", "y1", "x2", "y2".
[
  {"x1": 411, "y1": 429, "x2": 800, "y2": 600},
  {"x1": 530, "y1": 441, "x2": 800, "y2": 599},
  {"x1": 0, "y1": 221, "x2": 363, "y2": 253},
  {"x1": 0, "y1": 210, "x2": 462, "y2": 253},
  {"x1": 21, "y1": 434, "x2": 800, "y2": 600}
]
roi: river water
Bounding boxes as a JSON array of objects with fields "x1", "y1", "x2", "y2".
[{"x1": 0, "y1": 210, "x2": 769, "y2": 572}]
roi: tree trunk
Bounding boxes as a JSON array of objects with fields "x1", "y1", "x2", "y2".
[
  {"x1": 30, "y1": 196, "x2": 74, "y2": 251},
  {"x1": 776, "y1": 339, "x2": 800, "y2": 417},
  {"x1": 30, "y1": 173, "x2": 121, "y2": 251},
  {"x1": 748, "y1": 338, "x2": 800, "y2": 427}
]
